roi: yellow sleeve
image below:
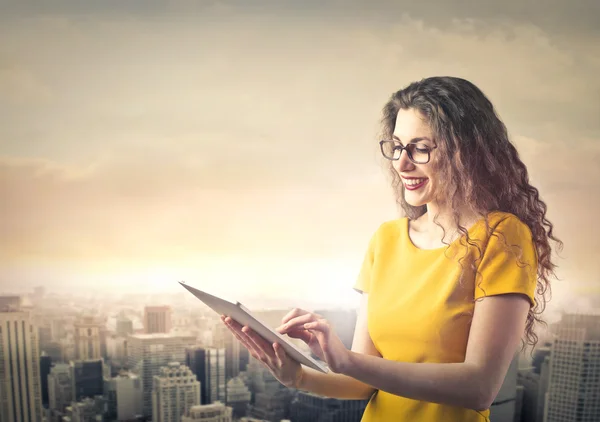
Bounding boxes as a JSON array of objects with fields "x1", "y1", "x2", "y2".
[
  {"x1": 353, "y1": 228, "x2": 379, "y2": 294},
  {"x1": 474, "y1": 215, "x2": 538, "y2": 307}
]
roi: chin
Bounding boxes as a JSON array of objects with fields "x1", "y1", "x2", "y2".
[{"x1": 403, "y1": 191, "x2": 430, "y2": 208}]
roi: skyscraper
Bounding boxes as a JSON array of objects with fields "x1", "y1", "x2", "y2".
[
  {"x1": 47, "y1": 363, "x2": 72, "y2": 420},
  {"x1": 152, "y1": 362, "x2": 201, "y2": 422},
  {"x1": 70, "y1": 359, "x2": 104, "y2": 402},
  {"x1": 128, "y1": 332, "x2": 196, "y2": 416},
  {"x1": 39, "y1": 354, "x2": 52, "y2": 408},
  {"x1": 116, "y1": 316, "x2": 134, "y2": 337},
  {"x1": 290, "y1": 390, "x2": 369, "y2": 422},
  {"x1": 545, "y1": 313, "x2": 600, "y2": 422},
  {"x1": 104, "y1": 371, "x2": 143, "y2": 421},
  {"x1": 186, "y1": 346, "x2": 226, "y2": 405},
  {"x1": 214, "y1": 323, "x2": 241, "y2": 381},
  {"x1": 181, "y1": 402, "x2": 233, "y2": 421},
  {"x1": 0, "y1": 304, "x2": 44, "y2": 422},
  {"x1": 226, "y1": 377, "x2": 251, "y2": 418},
  {"x1": 73, "y1": 316, "x2": 104, "y2": 361},
  {"x1": 144, "y1": 306, "x2": 172, "y2": 334}
]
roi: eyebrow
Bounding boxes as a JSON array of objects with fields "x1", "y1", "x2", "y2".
[{"x1": 392, "y1": 135, "x2": 432, "y2": 145}]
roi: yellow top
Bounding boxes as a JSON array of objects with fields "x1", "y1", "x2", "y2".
[{"x1": 353, "y1": 211, "x2": 537, "y2": 422}]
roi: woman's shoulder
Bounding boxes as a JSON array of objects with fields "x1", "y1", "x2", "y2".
[
  {"x1": 373, "y1": 217, "x2": 407, "y2": 238},
  {"x1": 482, "y1": 211, "x2": 534, "y2": 242}
]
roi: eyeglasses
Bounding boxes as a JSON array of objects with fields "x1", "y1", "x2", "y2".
[{"x1": 379, "y1": 140, "x2": 437, "y2": 164}]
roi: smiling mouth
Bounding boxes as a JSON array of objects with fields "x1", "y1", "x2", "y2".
[{"x1": 403, "y1": 178, "x2": 428, "y2": 191}]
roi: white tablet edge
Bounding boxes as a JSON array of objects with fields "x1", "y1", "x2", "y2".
[
  {"x1": 179, "y1": 282, "x2": 329, "y2": 374},
  {"x1": 235, "y1": 301, "x2": 330, "y2": 373}
]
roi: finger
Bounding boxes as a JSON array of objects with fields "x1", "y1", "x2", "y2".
[
  {"x1": 224, "y1": 316, "x2": 244, "y2": 331},
  {"x1": 279, "y1": 307, "x2": 312, "y2": 326},
  {"x1": 224, "y1": 318, "x2": 247, "y2": 337},
  {"x1": 224, "y1": 321, "x2": 257, "y2": 351},
  {"x1": 304, "y1": 320, "x2": 330, "y2": 335},
  {"x1": 285, "y1": 328, "x2": 313, "y2": 343},
  {"x1": 273, "y1": 342, "x2": 288, "y2": 367},
  {"x1": 229, "y1": 325, "x2": 260, "y2": 357},
  {"x1": 278, "y1": 313, "x2": 320, "y2": 334},
  {"x1": 224, "y1": 320, "x2": 267, "y2": 357},
  {"x1": 228, "y1": 324, "x2": 274, "y2": 365},
  {"x1": 304, "y1": 321, "x2": 331, "y2": 352},
  {"x1": 241, "y1": 326, "x2": 277, "y2": 361}
]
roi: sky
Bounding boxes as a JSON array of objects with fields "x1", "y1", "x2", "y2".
[{"x1": 1, "y1": 0, "x2": 599, "y2": 309}]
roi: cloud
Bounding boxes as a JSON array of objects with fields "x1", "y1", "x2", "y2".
[
  {"x1": 0, "y1": 56, "x2": 53, "y2": 105},
  {"x1": 0, "y1": 4, "x2": 598, "y2": 297},
  {"x1": 2, "y1": 0, "x2": 599, "y2": 38},
  {"x1": 0, "y1": 152, "x2": 395, "y2": 263}
]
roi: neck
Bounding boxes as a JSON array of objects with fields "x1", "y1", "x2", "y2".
[{"x1": 421, "y1": 201, "x2": 481, "y2": 240}]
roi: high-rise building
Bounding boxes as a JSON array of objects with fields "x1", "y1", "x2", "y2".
[
  {"x1": 106, "y1": 334, "x2": 128, "y2": 369},
  {"x1": 0, "y1": 296, "x2": 21, "y2": 312},
  {"x1": 73, "y1": 316, "x2": 104, "y2": 361},
  {"x1": 518, "y1": 345, "x2": 552, "y2": 422},
  {"x1": 144, "y1": 306, "x2": 172, "y2": 334},
  {"x1": 186, "y1": 347, "x2": 226, "y2": 405},
  {"x1": 104, "y1": 371, "x2": 143, "y2": 421},
  {"x1": 116, "y1": 317, "x2": 134, "y2": 337},
  {"x1": 181, "y1": 402, "x2": 233, "y2": 422},
  {"x1": 65, "y1": 396, "x2": 106, "y2": 421},
  {"x1": 226, "y1": 377, "x2": 251, "y2": 418},
  {"x1": 152, "y1": 362, "x2": 201, "y2": 422},
  {"x1": 50, "y1": 318, "x2": 67, "y2": 343},
  {"x1": 0, "y1": 304, "x2": 44, "y2": 422},
  {"x1": 47, "y1": 363, "x2": 72, "y2": 420},
  {"x1": 37, "y1": 325, "x2": 53, "y2": 356},
  {"x1": 40, "y1": 354, "x2": 52, "y2": 408},
  {"x1": 290, "y1": 390, "x2": 369, "y2": 422},
  {"x1": 489, "y1": 354, "x2": 519, "y2": 422},
  {"x1": 248, "y1": 389, "x2": 290, "y2": 422},
  {"x1": 514, "y1": 384, "x2": 525, "y2": 422},
  {"x1": 246, "y1": 361, "x2": 292, "y2": 422},
  {"x1": 545, "y1": 313, "x2": 600, "y2": 422},
  {"x1": 214, "y1": 323, "x2": 241, "y2": 381},
  {"x1": 127, "y1": 332, "x2": 196, "y2": 416},
  {"x1": 70, "y1": 359, "x2": 104, "y2": 402}
]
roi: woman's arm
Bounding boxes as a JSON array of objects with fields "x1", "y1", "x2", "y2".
[
  {"x1": 335, "y1": 294, "x2": 530, "y2": 411},
  {"x1": 294, "y1": 292, "x2": 379, "y2": 399}
]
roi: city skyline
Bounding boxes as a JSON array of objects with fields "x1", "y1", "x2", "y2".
[
  {"x1": 2, "y1": 290, "x2": 599, "y2": 421},
  {"x1": 1, "y1": 1, "x2": 599, "y2": 310}
]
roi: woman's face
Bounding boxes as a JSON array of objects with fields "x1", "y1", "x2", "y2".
[{"x1": 392, "y1": 108, "x2": 439, "y2": 208}]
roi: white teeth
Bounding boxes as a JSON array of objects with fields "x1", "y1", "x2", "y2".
[{"x1": 404, "y1": 178, "x2": 427, "y2": 186}]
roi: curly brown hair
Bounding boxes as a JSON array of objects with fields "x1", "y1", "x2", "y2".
[{"x1": 379, "y1": 76, "x2": 563, "y2": 353}]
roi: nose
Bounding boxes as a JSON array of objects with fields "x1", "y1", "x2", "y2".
[{"x1": 395, "y1": 148, "x2": 415, "y2": 173}]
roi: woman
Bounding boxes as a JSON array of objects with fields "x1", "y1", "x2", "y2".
[{"x1": 221, "y1": 76, "x2": 562, "y2": 421}]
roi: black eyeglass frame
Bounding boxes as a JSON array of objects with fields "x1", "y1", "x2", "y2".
[{"x1": 379, "y1": 140, "x2": 438, "y2": 164}]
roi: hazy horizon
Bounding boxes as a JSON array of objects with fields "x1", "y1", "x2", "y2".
[{"x1": 1, "y1": 0, "x2": 599, "y2": 310}]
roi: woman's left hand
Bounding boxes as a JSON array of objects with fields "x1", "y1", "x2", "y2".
[{"x1": 277, "y1": 310, "x2": 352, "y2": 374}]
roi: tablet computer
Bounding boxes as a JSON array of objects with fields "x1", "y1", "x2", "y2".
[{"x1": 179, "y1": 281, "x2": 329, "y2": 374}]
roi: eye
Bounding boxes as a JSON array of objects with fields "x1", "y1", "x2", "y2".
[{"x1": 414, "y1": 145, "x2": 430, "y2": 153}]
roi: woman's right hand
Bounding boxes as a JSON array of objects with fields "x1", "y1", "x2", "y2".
[
  {"x1": 275, "y1": 308, "x2": 327, "y2": 361},
  {"x1": 220, "y1": 315, "x2": 304, "y2": 389}
]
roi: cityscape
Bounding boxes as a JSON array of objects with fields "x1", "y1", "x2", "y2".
[
  {"x1": 2, "y1": 0, "x2": 599, "y2": 421},
  {"x1": 0, "y1": 287, "x2": 599, "y2": 422}
]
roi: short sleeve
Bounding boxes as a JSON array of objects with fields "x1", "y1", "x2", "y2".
[
  {"x1": 474, "y1": 216, "x2": 538, "y2": 307},
  {"x1": 353, "y1": 228, "x2": 378, "y2": 294}
]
